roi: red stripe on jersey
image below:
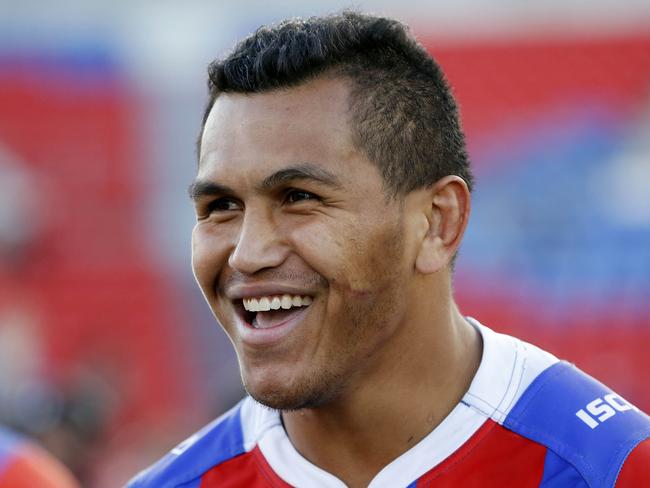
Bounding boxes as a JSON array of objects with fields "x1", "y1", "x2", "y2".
[
  {"x1": 200, "y1": 446, "x2": 292, "y2": 488},
  {"x1": 416, "y1": 420, "x2": 546, "y2": 487},
  {"x1": 616, "y1": 438, "x2": 650, "y2": 486}
]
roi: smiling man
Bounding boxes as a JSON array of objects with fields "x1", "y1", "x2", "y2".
[{"x1": 129, "y1": 12, "x2": 650, "y2": 488}]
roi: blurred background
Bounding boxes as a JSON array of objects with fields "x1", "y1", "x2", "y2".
[{"x1": 0, "y1": 0, "x2": 648, "y2": 486}]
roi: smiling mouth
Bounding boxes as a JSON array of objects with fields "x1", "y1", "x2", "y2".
[{"x1": 240, "y1": 294, "x2": 313, "y2": 329}]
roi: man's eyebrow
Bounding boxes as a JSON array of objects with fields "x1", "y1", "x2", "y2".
[
  {"x1": 188, "y1": 164, "x2": 341, "y2": 201},
  {"x1": 257, "y1": 164, "x2": 342, "y2": 192},
  {"x1": 187, "y1": 180, "x2": 235, "y2": 201}
]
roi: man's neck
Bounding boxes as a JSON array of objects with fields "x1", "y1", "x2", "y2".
[{"x1": 281, "y1": 304, "x2": 482, "y2": 488}]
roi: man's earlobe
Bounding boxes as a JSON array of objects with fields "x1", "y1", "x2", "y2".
[
  {"x1": 415, "y1": 233, "x2": 446, "y2": 274},
  {"x1": 414, "y1": 176, "x2": 470, "y2": 274}
]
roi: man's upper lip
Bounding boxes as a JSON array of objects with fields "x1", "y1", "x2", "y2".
[{"x1": 225, "y1": 283, "x2": 316, "y2": 301}]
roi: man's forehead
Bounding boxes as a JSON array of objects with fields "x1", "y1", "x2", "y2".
[
  {"x1": 198, "y1": 77, "x2": 358, "y2": 177},
  {"x1": 200, "y1": 77, "x2": 353, "y2": 154}
]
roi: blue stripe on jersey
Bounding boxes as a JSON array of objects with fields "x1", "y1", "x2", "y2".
[
  {"x1": 405, "y1": 480, "x2": 418, "y2": 488},
  {"x1": 173, "y1": 479, "x2": 202, "y2": 488},
  {"x1": 539, "y1": 450, "x2": 588, "y2": 487},
  {"x1": 128, "y1": 401, "x2": 246, "y2": 488},
  {"x1": 503, "y1": 361, "x2": 650, "y2": 487}
]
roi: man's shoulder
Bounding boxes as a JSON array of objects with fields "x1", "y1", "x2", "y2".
[
  {"x1": 127, "y1": 399, "x2": 251, "y2": 488},
  {"x1": 503, "y1": 360, "x2": 650, "y2": 486}
]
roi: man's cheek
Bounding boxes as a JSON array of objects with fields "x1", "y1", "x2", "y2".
[
  {"x1": 291, "y1": 220, "x2": 344, "y2": 253},
  {"x1": 190, "y1": 247, "x2": 210, "y2": 289},
  {"x1": 191, "y1": 243, "x2": 222, "y2": 294},
  {"x1": 192, "y1": 223, "x2": 231, "y2": 268}
]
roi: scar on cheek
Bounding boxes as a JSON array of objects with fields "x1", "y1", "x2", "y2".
[
  {"x1": 329, "y1": 277, "x2": 374, "y2": 299},
  {"x1": 349, "y1": 289, "x2": 373, "y2": 300}
]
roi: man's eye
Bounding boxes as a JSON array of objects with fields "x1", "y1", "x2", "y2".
[
  {"x1": 207, "y1": 198, "x2": 240, "y2": 212},
  {"x1": 286, "y1": 189, "x2": 318, "y2": 203}
]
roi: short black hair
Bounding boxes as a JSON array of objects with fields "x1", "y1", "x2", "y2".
[{"x1": 200, "y1": 11, "x2": 473, "y2": 196}]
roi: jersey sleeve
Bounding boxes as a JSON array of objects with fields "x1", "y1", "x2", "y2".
[
  {"x1": 503, "y1": 361, "x2": 650, "y2": 487},
  {"x1": 128, "y1": 401, "x2": 246, "y2": 487},
  {"x1": 616, "y1": 437, "x2": 650, "y2": 486}
]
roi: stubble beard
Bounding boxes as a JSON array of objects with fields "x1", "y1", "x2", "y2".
[{"x1": 243, "y1": 359, "x2": 352, "y2": 411}]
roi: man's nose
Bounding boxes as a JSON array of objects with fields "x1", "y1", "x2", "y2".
[{"x1": 228, "y1": 209, "x2": 289, "y2": 275}]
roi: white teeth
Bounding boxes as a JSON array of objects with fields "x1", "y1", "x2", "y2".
[
  {"x1": 259, "y1": 297, "x2": 271, "y2": 311},
  {"x1": 242, "y1": 294, "x2": 313, "y2": 312}
]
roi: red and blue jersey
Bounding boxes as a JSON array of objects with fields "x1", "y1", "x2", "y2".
[{"x1": 128, "y1": 320, "x2": 650, "y2": 487}]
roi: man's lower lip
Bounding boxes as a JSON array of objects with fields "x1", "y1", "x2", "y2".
[{"x1": 237, "y1": 306, "x2": 309, "y2": 346}]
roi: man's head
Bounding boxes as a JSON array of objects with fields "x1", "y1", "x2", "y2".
[
  {"x1": 191, "y1": 12, "x2": 473, "y2": 411},
  {"x1": 199, "y1": 11, "x2": 472, "y2": 197}
]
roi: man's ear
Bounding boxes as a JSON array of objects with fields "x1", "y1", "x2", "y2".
[{"x1": 415, "y1": 175, "x2": 471, "y2": 274}]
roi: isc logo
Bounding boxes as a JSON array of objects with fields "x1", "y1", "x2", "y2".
[{"x1": 576, "y1": 393, "x2": 639, "y2": 429}]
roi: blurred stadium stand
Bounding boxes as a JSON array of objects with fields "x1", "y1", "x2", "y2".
[
  {"x1": 0, "y1": 1, "x2": 648, "y2": 486},
  {"x1": 443, "y1": 34, "x2": 650, "y2": 415}
]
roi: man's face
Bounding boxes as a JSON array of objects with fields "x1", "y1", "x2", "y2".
[{"x1": 192, "y1": 77, "x2": 416, "y2": 410}]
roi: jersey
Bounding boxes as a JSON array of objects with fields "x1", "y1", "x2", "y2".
[
  {"x1": 128, "y1": 320, "x2": 650, "y2": 487},
  {"x1": 0, "y1": 427, "x2": 80, "y2": 488}
]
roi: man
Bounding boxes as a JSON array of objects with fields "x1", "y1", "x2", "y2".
[
  {"x1": 0, "y1": 426, "x2": 80, "y2": 487},
  {"x1": 129, "y1": 12, "x2": 650, "y2": 487}
]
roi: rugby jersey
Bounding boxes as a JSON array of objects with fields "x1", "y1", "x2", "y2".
[{"x1": 128, "y1": 320, "x2": 650, "y2": 487}]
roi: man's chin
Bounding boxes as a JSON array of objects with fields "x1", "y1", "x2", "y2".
[
  {"x1": 245, "y1": 385, "x2": 317, "y2": 411},
  {"x1": 243, "y1": 378, "x2": 336, "y2": 411}
]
